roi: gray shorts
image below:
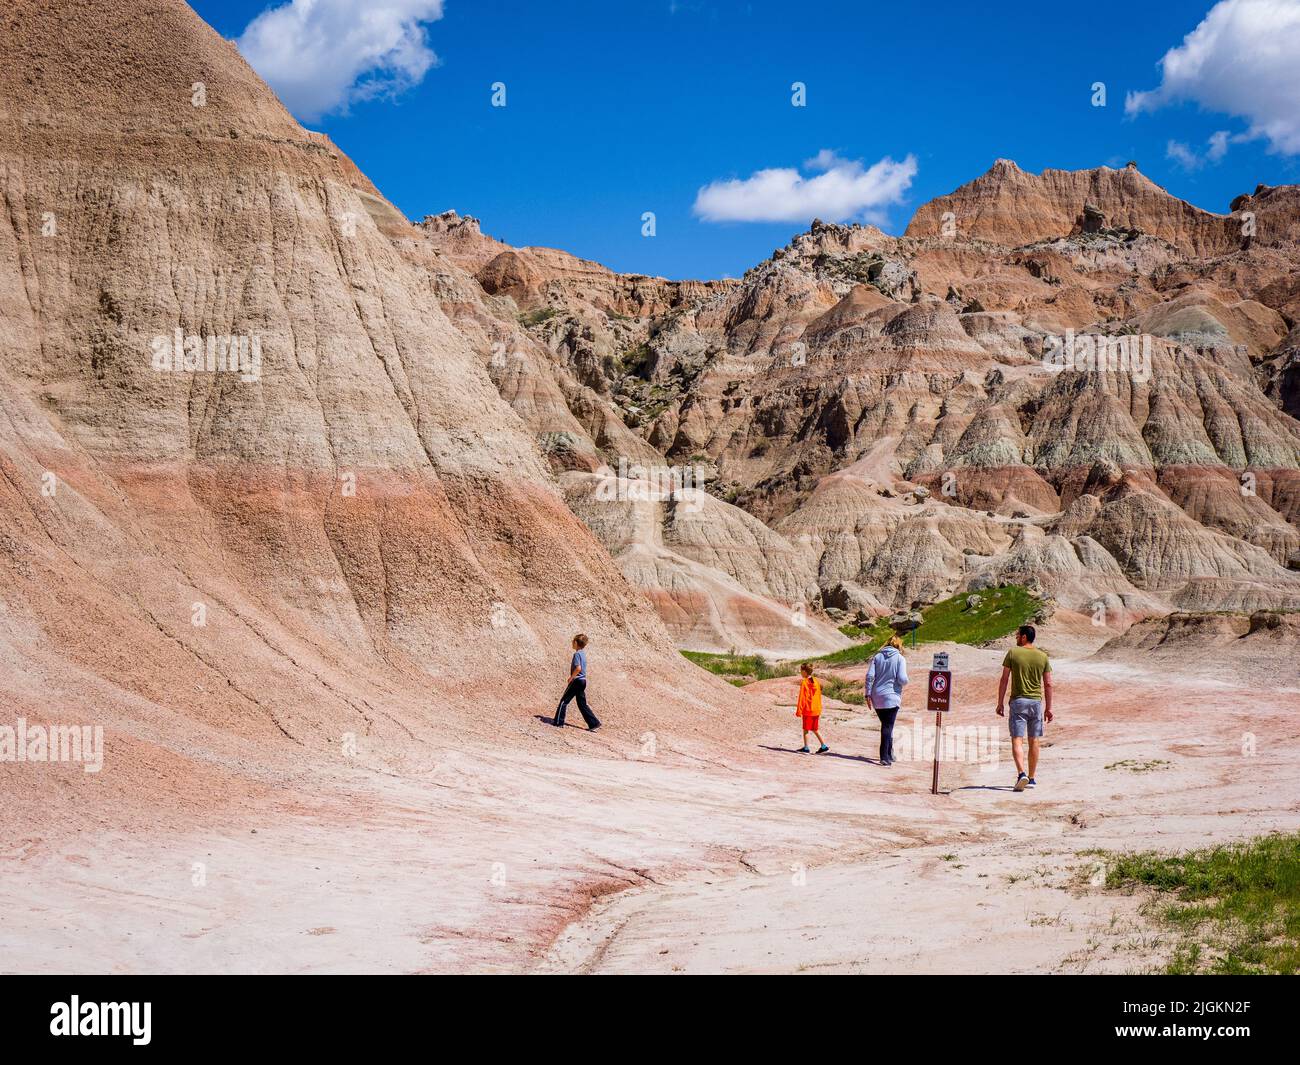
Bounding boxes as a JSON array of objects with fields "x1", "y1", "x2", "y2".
[{"x1": 1008, "y1": 697, "x2": 1044, "y2": 738}]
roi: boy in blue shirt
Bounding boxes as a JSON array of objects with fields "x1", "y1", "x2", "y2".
[{"x1": 552, "y1": 633, "x2": 602, "y2": 731}]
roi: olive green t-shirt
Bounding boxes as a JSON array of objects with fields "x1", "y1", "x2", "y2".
[{"x1": 1003, "y1": 645, "x2": 1051, "y2": 700}]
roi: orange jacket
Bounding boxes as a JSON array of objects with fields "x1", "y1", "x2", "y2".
[{"x1": 796, "y1": 676, "x2": 822, "y2": 718}]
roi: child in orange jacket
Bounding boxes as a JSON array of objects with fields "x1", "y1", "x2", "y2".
[{"x1": 795, "y1": 663, "x2": 829, "y2": 754}]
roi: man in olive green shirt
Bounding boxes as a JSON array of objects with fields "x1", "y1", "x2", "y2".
[{"x1": 996, "y1": 625, "x2": 1053, "y2": 792}]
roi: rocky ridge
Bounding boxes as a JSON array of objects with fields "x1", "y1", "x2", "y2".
[{"x1": 417, "y1": 160, "x2": 1300, "y2": 641}]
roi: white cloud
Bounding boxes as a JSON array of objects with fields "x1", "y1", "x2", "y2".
[
  {"x1": 1126, "y1": 0, "x2": 1300, "y2": 155},
  {"x1": 1166, "y1": 139, "x2": 1205, "y2": 170},
  {"x1": 693, "y1": 151, "x2": 918, "y2": 224},
  {"x1": 803, "y1": 148, "x2": 847, "y2": 171},
  {"x1": 1165, "y1": 128, "x2": 1244, "y2": 169},
  {"x1": 237, "y1": 0, "x2": 445, "y2": 121}
]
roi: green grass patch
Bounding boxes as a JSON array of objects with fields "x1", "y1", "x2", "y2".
[
  {"x1": 1102, "y1": 833, "x2": 1300, "y2": 974},
  {"x1": 906, "y1": 584, "x2": 1039, "y2": 645},
  {"x1": 819, "y1": 675, "x2": 866, "y2": 705},
  {"x1": 812, "y1": 584, "x2": 1040, "y2": 669},
  {"x1": 679, "y1": 650, "x2": 794, "y2": 684},
  {"x1": 679, "y1": 651, "x2": 867, "y2": 703},
  {"x1": 809, "y1": 633, "x2": 896, "y2": 669},
  {"x1": 518, "y1": 307, "x2": 559, "y2": 328},
  {"x1": 680, "y1": 583, "x2": 1040, "y2": 682},
  {"x1": 838, "y1": 620, "x2": 892, "y2": 642}
]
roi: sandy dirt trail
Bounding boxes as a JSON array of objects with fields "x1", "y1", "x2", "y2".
[
  {"x1": 537, "y1": 646, "x2": 1300, "y2": 974},
  {"x1": 3, "y1": 645, "x2": 1297, "y2": 973}
]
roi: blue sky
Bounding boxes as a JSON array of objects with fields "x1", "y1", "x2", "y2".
[{"x1": 191, "y1": 0, "x2": 1300, "y2": 280}]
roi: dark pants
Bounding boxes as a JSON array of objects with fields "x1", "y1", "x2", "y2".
[
  {"x1": 553, "y1": 678, "x2": 601, "y2": 729},
  {"x1": 875, "y1": 706, "x2": 898, "y2": 764}
]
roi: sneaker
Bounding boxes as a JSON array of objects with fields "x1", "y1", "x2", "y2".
[
  {"x1": 1027, "y1": 777, "x2": 1036, "y2": 788},
  {"x1": 797, "y1": 746, "x2": 810, "y2": 754},
  {"x1": 1013, "y1": 772, "x2": 1028, "y2": 792},
  {"x1": 816, "y1": 744, "x2": 829, "y2": 754}
]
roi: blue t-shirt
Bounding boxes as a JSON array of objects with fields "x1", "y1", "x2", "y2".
[{"x1": 571, "y1": 650, "x2": 587, "y2": 681}]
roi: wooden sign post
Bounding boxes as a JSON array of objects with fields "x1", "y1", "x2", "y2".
[{"x1": 927, "y1": 653, "x2": 952, "y2": 795}]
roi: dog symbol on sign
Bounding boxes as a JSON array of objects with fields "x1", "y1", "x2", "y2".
[{"x1": 928, "y1": 669, "x2": 952, "y2": 712}]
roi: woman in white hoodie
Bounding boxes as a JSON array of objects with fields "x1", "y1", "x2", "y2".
[{"x1": 865, "y1": 635, "x2": 909, "y2": 766}]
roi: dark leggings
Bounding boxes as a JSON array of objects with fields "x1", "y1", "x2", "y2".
[
  {"x1": 875, "y1": 707, "x2": 898, "y2": 764},
  {"x1": 554, "y1": 678, "x2": 601, "y2": 729}
]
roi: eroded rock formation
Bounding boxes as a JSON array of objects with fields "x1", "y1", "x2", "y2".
[{"x1": 419, "y1": 159, "x2": 1300, "y2": 629}]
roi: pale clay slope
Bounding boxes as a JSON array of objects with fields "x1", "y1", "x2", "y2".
[{"x1": 0, "y1": 0, "x2": 762, "y2": 840}]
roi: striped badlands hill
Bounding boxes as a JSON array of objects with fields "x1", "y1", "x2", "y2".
[{"x1": 0, "y1": 0, "x2": 759, "y2": 830}]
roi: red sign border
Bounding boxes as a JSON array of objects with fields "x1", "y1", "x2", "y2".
[{"x1": 927, "y1": 669, "x2": 952, "y2": 712}]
